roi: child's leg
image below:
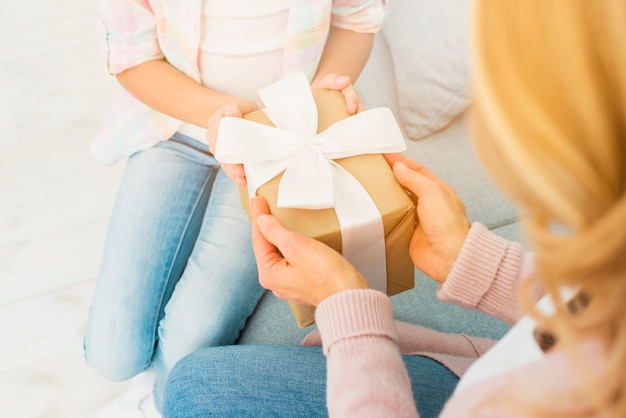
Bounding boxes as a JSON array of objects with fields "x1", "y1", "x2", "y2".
[
  {"x1": 83, "y1": 134, "x2": 218, "y2": 381},
  {"x1": 151, "y1": 168, "x2": 265, "y2": 409}
]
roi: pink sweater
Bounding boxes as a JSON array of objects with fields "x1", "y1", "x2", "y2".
[{"x1": 304, "y1": 223, "x2": 603, "y2": 417}]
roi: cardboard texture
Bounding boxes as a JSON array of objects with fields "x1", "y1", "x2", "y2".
[{"x1": 239, "y1": 89, "x2": 416, "y2": 328}]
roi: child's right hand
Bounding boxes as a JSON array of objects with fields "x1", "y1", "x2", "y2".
[
  {"x1": 311, "y1": 73, "x2": 364, "y2": 114},
  {"x1": 207, "y1": 100, "x2": 258, "y2": 186}
]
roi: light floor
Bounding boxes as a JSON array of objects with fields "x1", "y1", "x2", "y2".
[{"x1": 1, "y1": 2, "x2": 133, "y2": 417}]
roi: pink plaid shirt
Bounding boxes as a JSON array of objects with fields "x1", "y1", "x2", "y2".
[{"x1": 92, "y1": 0, "x2": 387, "y2": 165}]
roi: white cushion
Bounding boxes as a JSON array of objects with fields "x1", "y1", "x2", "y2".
[{"x1": 382, "y1": 0, "x2": 471, "y2": 140}]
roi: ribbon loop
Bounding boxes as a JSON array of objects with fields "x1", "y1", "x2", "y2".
[{"x1": 260, "y1": 72, "x2": 319, "y2": 139}]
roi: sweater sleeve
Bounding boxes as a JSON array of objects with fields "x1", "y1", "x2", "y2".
[
  {"x1": 316, "y1": 289, "x2": 419, "y2": 418},
  {"x1": 437, "y1": 222, "x2": 537, "y2": 325}
]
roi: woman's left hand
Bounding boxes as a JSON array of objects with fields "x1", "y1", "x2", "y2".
[
  {"x1": 250, "y1": 197, "x2": 368, "y2": 306},
  {"x1": 384, "y1": 153, "x2": 471, "y2": 283},
  {"x1": 311, "y1": 73, "x2": 365, "y2": 114}
]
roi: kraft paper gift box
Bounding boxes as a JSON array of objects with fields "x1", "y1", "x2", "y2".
[{"x1": 217, "y1": 75, "x2": 416, "y2": 328}]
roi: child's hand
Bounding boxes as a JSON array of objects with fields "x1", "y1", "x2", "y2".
[
  {"x1": 207, "y1": 100, "x2": 258, "y2": 186},
  {"x1": 311, "y1": 73, "x2": 364, "y2": 114}
]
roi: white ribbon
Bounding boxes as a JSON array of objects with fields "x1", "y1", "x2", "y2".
[{"x1": 215, "y1": 73, "x2": 407, "y2": 292}]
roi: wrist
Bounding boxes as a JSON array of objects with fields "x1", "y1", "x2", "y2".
[
  {"x1": 439, "y1": 222, "x2": 471, "y2": 283},
  {"x1": 315, "y1": 272, "x2": 369, "y2": 306},
  {"x1": 229, "y1": 97, "x2": 257, "y2": 115}
]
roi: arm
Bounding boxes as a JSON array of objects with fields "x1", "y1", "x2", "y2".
[
  {"x1": 250, "y1": 198, "x2": 419, "y2": 417},
  {"x1": 317, "y1": 290, "x2": 419, "y2": 417},
  {"x1": 437, "y1": 223, "x2": 537, "y2": 325},
  {"x1": 97, "y1": 0, "x2": 257, "y2": 128},
  {"x1": 312, "y1": 27, "x2": 374, "y2": 85},
  {"x1": 307, "y1": 28, "x2": 373, "y2": 117},
  {"x1": 387, "y1": 154, "x2": 539, "y2": 325},
  {"x1": 310, "y1": 28, "x2": 373, "y2": 114},
  {"x1": 115, "y1": 59, "x2": 257, "y2": 128},
  {"x1": 115, "y1": 61, "x2": 256, "y2": 185},
  {"x1": 310, "y1": 0, "x2": 383, "y2": 112}
]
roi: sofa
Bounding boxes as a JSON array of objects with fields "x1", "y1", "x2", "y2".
[{"x1": 237, "y1": 0, "x2": 523, "y2": 345}]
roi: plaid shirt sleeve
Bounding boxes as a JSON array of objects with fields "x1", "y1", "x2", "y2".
[
  {"x1": 96, "y1": 0, "x2": 164, "y2": 75},
  {"x1": 331, "y1": 0, "x2": 388, "y2": 33},
  {"x1": 282, "y1": 0, "x2": 387, "y2": 80}
]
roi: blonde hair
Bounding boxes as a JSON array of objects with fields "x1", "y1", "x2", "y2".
[{"x1": 471, "y1": 0, "x2": 626, "y2": 416}]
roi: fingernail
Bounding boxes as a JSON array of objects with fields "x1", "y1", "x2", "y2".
[
  {"x1": 257, "y1": 214, "x2": 269, "y2": 227},
  {"x1": 394, "y1": 161, "x2": 407, "y2": 171},
  {"x1": 336, "y1": 75, "x2": 349, "y2": 84}
]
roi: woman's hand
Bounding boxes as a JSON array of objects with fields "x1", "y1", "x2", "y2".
[
  {"x1": 251, "y1": 197, "x2": 368, "y2": 306},
  {"x1": 385, "y1": 154, "x2": 471, "y2": 283},
  {"x1": 206, "y1": 99, "x2": 258, "y2": 186},
  {"x1": 311, "y1": 73, "x2": 364, "y2": 114}
]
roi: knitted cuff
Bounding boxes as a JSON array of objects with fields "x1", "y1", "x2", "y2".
[{"x1": 315, "y1": 289, "x2": 396, "y2": 355}]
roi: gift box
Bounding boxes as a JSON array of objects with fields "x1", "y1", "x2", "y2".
[{"x1": 216, "y1": 74, "x2": 416, "y2": 328}]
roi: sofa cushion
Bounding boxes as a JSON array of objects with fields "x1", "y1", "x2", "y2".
[
  {"x1": 403, "y1": 115, "x2": 518, "y2": 229},
  {"x1": 382, "y1": 0, "x2": 472, "y2": 140}
]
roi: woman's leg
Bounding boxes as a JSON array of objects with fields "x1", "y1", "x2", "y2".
[
  {"x1": 164, "y1": 345, "x2": 329, "y2": 418},
  {"x1": 152, "y1": 168, "x2": 265, "y2": 407},
  {"x1": 162, "y1": 345, "x2": 459, "y2": 418},
  {"x1": 84, "y1": 134, "x2": 218, "y2": 381},
  {"x1": 404, "y1": 354, "x2": 459, "y2": 417}
]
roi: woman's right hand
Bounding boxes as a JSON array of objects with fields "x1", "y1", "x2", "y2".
[
  {"x1": 250, "y1": 197, "x2": 369, "y2": 306},
  {"x1": 385, "y1": 154, "x2": 471, "y2": 283},
  {"x1": 206, "y1": 99, "x2": 258, "y2": 186}
]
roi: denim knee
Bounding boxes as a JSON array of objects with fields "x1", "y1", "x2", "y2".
[
  {"x1": 162, "y1": 353, "x2": 205, "y2": 416},
  {"x1": 83, "y1": 339, "x2": 152, "y2": 382}
]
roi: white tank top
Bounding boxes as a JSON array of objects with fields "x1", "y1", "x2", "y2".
[{"x1": 179, "y1": 0, "x2": 291, "y2": 142}]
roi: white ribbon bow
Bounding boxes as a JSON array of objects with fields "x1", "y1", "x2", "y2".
[{"x1": 215, "y1": 73, "x2": 406, "y2": 292}]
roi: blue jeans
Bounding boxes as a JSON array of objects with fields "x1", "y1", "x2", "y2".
[
  {"x1": 163, "y1": 345, "x2": 458, "y2": 418},
  {"x1": 83, "y1": 133, "x2": 265, "y2": 410}
]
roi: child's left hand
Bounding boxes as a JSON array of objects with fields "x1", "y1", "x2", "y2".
[{"x1": 311, "y1": 73, "x2": 365, "y2": 114}]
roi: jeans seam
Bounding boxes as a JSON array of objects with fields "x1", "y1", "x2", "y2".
[
  {"x1": 203, "y1": 175, "x2": 264, "y2": 344},
  {"x1": 150, "y1": 167, "x2": 216, "y2": 358}
]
